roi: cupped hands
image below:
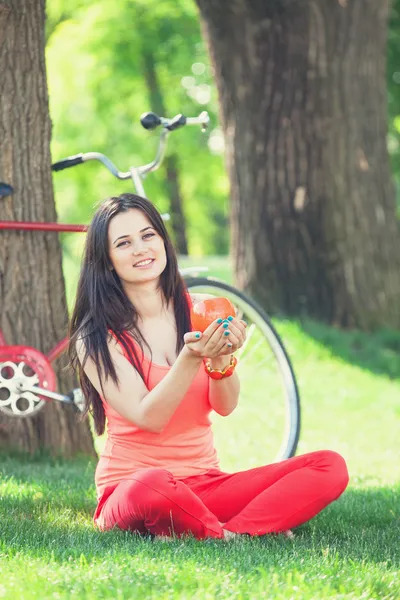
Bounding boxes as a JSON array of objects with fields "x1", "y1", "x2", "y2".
[{"x1": 184, "y1": 315, "x2": 247, "y2": 359}]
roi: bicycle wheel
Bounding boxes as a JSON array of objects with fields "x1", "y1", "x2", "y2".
[{"x1": 184, "y1": 277, "x2": 300, "y2": 469}]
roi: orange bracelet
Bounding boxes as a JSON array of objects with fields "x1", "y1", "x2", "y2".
[{"x1": 204, "y1": 355, "x2": 238, "y2": 380}]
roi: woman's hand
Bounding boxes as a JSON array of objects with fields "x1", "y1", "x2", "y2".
[{"x1": 184, "y1": 316, "x2": 247, "y2": 359}]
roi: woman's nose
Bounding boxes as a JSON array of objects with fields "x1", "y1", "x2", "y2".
[{"x1": 132, "y1": 243, "x2": 149, "y2": 255}]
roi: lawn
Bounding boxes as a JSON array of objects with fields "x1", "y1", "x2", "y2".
[{"x1": 0, "y1": 255, "x2": 399, "y2": 599}]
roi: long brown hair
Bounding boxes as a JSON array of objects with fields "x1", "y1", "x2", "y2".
[{"x1": 68, "y1": 193, "x2": 191, "y2": 435}]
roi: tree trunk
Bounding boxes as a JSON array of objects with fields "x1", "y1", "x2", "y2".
[
  {"x1": 142, "y1": 49, "x2": 189, "y2": 255},
  {"x1": 164, "y1": 154, "x2": 189, "y2": 255},
  {"x1": 195, "y1": 0, "x2": 400, "y2": 329},
  {"x1": 0, "y1": 0, "x2": 96, "y2": 457}
]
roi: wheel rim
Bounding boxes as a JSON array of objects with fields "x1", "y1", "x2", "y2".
[{"x1": 187, "y1": 280, "x2": 300, "y2": 468}]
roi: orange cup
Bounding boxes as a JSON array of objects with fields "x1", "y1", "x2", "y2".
[{"x1": 190, "y1": 297, "x2": 236, "y2": 332}]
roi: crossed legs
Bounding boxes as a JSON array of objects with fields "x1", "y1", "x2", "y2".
[{"x1": 95, "y1": 450, "x2": 349, "y2": 539}]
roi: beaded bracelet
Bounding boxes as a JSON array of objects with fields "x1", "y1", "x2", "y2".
[{"x1": 204, "y1": 355, "x2": 238, "y2": 380}]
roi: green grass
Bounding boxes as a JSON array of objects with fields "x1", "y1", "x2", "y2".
[
  {"x1": 0, "y1": 456, "x2": 398, "y2": 599},
  {"x1": 1, "y1": 254, "x2": 399, "y2": 599}
]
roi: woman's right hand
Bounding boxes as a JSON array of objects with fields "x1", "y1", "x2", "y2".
[{"x1": 183, "y1": 318, "x2": 239, "y2": 359}]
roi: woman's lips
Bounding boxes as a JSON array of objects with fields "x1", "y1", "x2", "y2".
[{"x1": 133, "y1": 258, "x2": 155, "y2": 268}]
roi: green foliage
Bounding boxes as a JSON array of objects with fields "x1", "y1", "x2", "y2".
[{"x1": 46, "y1": 0, "x2": 229, "y2": 256}]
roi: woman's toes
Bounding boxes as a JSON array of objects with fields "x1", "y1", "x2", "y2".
[
  {"x1": 283, "y1": 529, "x2": 295, "y2": 540},
  {"x1": 154, "y1": 535, "x2": 173, "y2": 542},
  {"x1": 222, "y1": 528, "x2": 238, "y2": 541}
]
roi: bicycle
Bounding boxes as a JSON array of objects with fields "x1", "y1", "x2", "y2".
[{"x1": 0, "y1": 110, "x2": 300, "y2": 464}]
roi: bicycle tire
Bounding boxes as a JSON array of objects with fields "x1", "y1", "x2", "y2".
[{"x1": 184, "y1": 276, "x2": 301, "y2": 464}]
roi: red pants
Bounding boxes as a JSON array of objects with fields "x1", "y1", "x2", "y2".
[{"x1": 94, "y1": 450, "x2": 349, "y2": 539}]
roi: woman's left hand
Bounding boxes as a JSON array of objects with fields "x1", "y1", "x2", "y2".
[{"x1": 213, "y1": 316, "x2": 247, "y2": 357}]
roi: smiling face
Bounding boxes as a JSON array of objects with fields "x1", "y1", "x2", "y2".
[{"x1": 107, "y1": 208, "x2": 167, "y2": 286}]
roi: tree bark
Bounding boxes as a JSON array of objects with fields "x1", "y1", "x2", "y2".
[
  {"x1": 0, "y1": 0, "x2": 96, "y2": 457},
  {"x1": 142, "y1": 49, "x2": 189, "y2": 255},
  {"x1": 195, "y1": 0, "x2": 400, "y2": 329}
]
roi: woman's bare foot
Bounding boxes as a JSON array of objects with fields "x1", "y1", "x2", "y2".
[
  {"x1": 219, "y1": 522, "x2": 238, "y2": 541},
  {"x1": 222, "y1": 528, "x2": 238, "y2": 541},
  {"x1": 222, "y1": 529, "x2": 295, "y2": 540},
  {"x1": 282, "y1": 529, "x2": 295, "y2": 539},
  {"x1": 219, "y1": 522, "x2": 295, "y2": 541}
]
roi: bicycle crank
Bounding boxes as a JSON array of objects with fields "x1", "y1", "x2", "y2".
[
  {"x1": 15, "y1": 382, "x2": 85, "y2": 412},
  {"x1": 0, "y1": 345, "x2": 83, "y2": 417},
  {"x1": 0, "y1": 359, "x2": 47, "y2": 417}
]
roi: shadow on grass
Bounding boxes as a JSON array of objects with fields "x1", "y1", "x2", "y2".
[
  {"x1": 296, "y1": 318, "x2": 400, "y2": 380},
  {"x1": 0, "y1": 452, "x2": 97, "y2": 516}
]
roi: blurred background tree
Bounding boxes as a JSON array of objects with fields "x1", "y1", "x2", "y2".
[{"x1": 195, "y1": 0, "x2": 400, "y2": 331}]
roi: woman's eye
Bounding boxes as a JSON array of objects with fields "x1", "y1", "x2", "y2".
[{"x1": 116, "y1": 233, "x2": 154, "y2": 247}]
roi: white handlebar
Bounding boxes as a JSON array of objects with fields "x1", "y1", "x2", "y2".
[{"x1": 185, "y1": 111, "x2": 210, "y2": 127}]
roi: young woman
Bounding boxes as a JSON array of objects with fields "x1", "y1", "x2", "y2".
[{"x1": 69, "y1": 193, "x2": 349, "y2": 540}]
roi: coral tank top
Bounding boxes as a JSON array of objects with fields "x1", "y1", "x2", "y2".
[{"x1": 94, "y1": 303, "x2": 220, "y2": 500}]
